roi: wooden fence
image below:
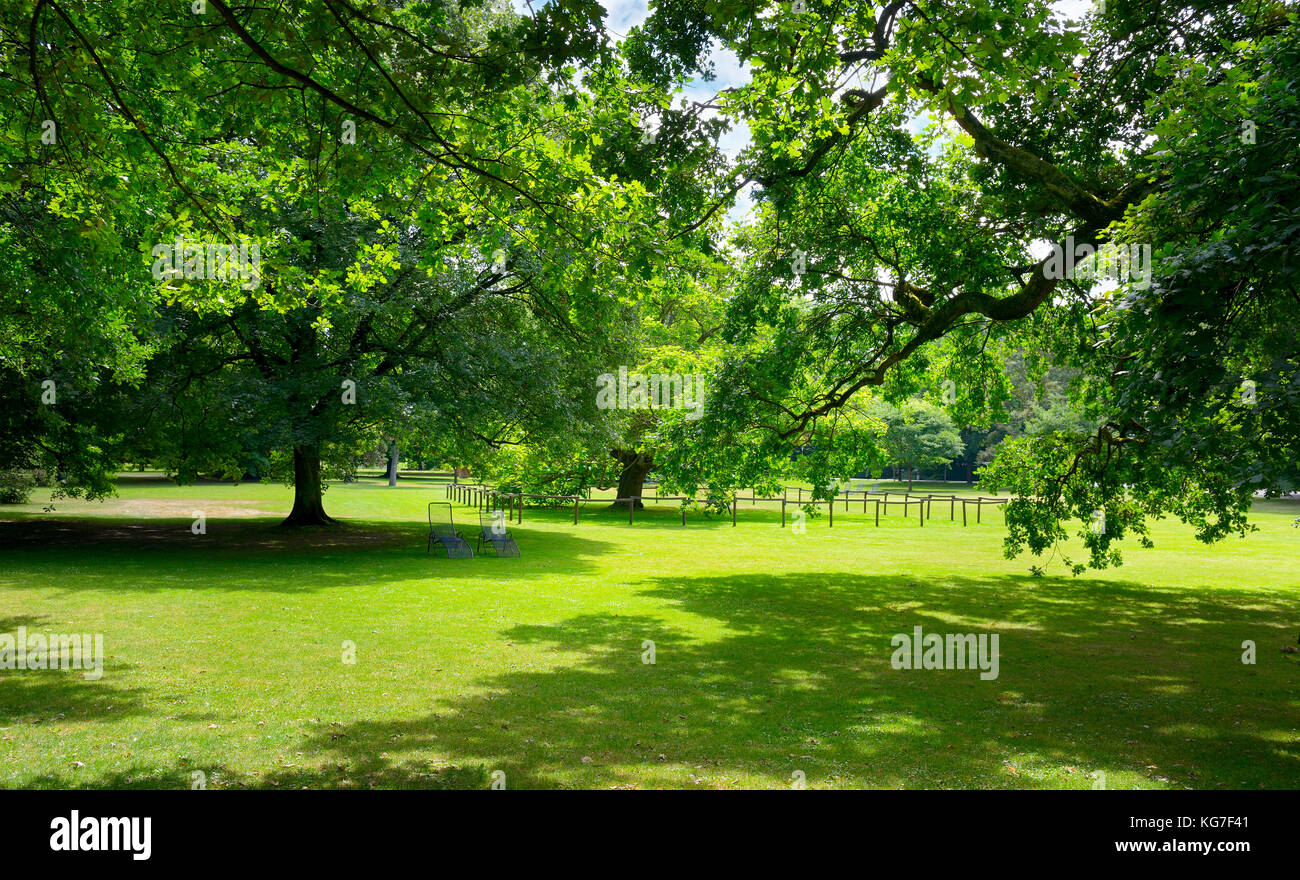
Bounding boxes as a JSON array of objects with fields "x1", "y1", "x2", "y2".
[{"x1": 443, "y1": 483, "x2": 1009, "y2": 528}]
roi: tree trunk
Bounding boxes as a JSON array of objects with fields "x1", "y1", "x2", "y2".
[
  {"x1": 282, "y1": 445, "x2": 336, "y2": 526},
  {"x1": 610, "y1": 448, "x2": 652, "y2": 509},
  {"x1": 907, "y1": 466, "x2": 913, "y2": 491},
  {"x1": 386, "y1": 441, "x2": 399, "y2": 487}
]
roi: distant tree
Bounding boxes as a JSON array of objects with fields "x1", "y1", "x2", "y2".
[
  {"x1": 1022, "y1": 397, "x2": 1098, "y2": 437},
  {"x1": 869, "y1": 401, "x2": 964, "y2": 491}
]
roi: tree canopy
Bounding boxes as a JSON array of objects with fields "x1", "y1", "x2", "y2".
[
  {"x1": 2, "y1": 0, "x2": 1296, "y2": 568},
  {"x1": 645, "y1": 0, "x2": 1299, "y2": 569}
]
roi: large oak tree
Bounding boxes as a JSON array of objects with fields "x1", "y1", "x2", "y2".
[{"x1": 638, "y1": 0, "x2": 1298, "y2": 569}]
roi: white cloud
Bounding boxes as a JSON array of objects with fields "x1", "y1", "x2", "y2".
[
  {"x1": 1052, "y1": 0, "x2": 1097, "y2": 22},
  {"x1": 602, "y1": 0, "x2": 650, "y2": 37}
]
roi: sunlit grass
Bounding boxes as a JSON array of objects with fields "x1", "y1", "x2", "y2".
[{"x1": 0, "y1": 474, "x2": 1296, "y2": 789}]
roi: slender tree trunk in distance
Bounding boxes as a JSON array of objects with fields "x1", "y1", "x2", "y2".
[
  {"x1": 610, "y1": 448, "x2": 652, "y2": 510},
  {"x1": 386, "y1": 441, "x2": 399, "y2": 487},
  {"x1": 282, "y1": 444, "x2": 336, "y2": 526}
]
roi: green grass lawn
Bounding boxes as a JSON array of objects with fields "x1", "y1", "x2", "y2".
[{"x1": 0, "y1": 474, "x2": 1296, "y2": 789}]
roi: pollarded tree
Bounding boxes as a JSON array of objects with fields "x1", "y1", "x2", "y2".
[
  {"x1": 600, "y1": 265, "x2": 729, "y2": 509},
  {"x1": 471, "y1": 260, "x2": 730, "y2": 510}
]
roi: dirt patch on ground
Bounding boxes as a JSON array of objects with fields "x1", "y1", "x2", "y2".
[{"x1": 116, "y1": 499, "x2": 269, "y2": 519}]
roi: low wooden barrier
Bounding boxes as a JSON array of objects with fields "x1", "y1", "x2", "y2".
[{"x1": 443, "y1": 482, "x2": 1010, "y2": 528}]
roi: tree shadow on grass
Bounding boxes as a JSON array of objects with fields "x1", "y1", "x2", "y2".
[
  {"x1": 12, "y1": 572, "x2": 1299, "y2": 789},
  {"x1": 20, "y1": 759, "x2": 491, "y2": 791},
  {"x1": 0, "y1": 517, "x2": 608, "y2": 594},
  {"x1": 0, "y1": 670, "x2": 149, "y2": 727},
  {"x1": 0, "y1": 615, "x2": 150, "y2": 726},
  {"x1": 268, "y1": 571, "x2": 1300, "y2": 789}
]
